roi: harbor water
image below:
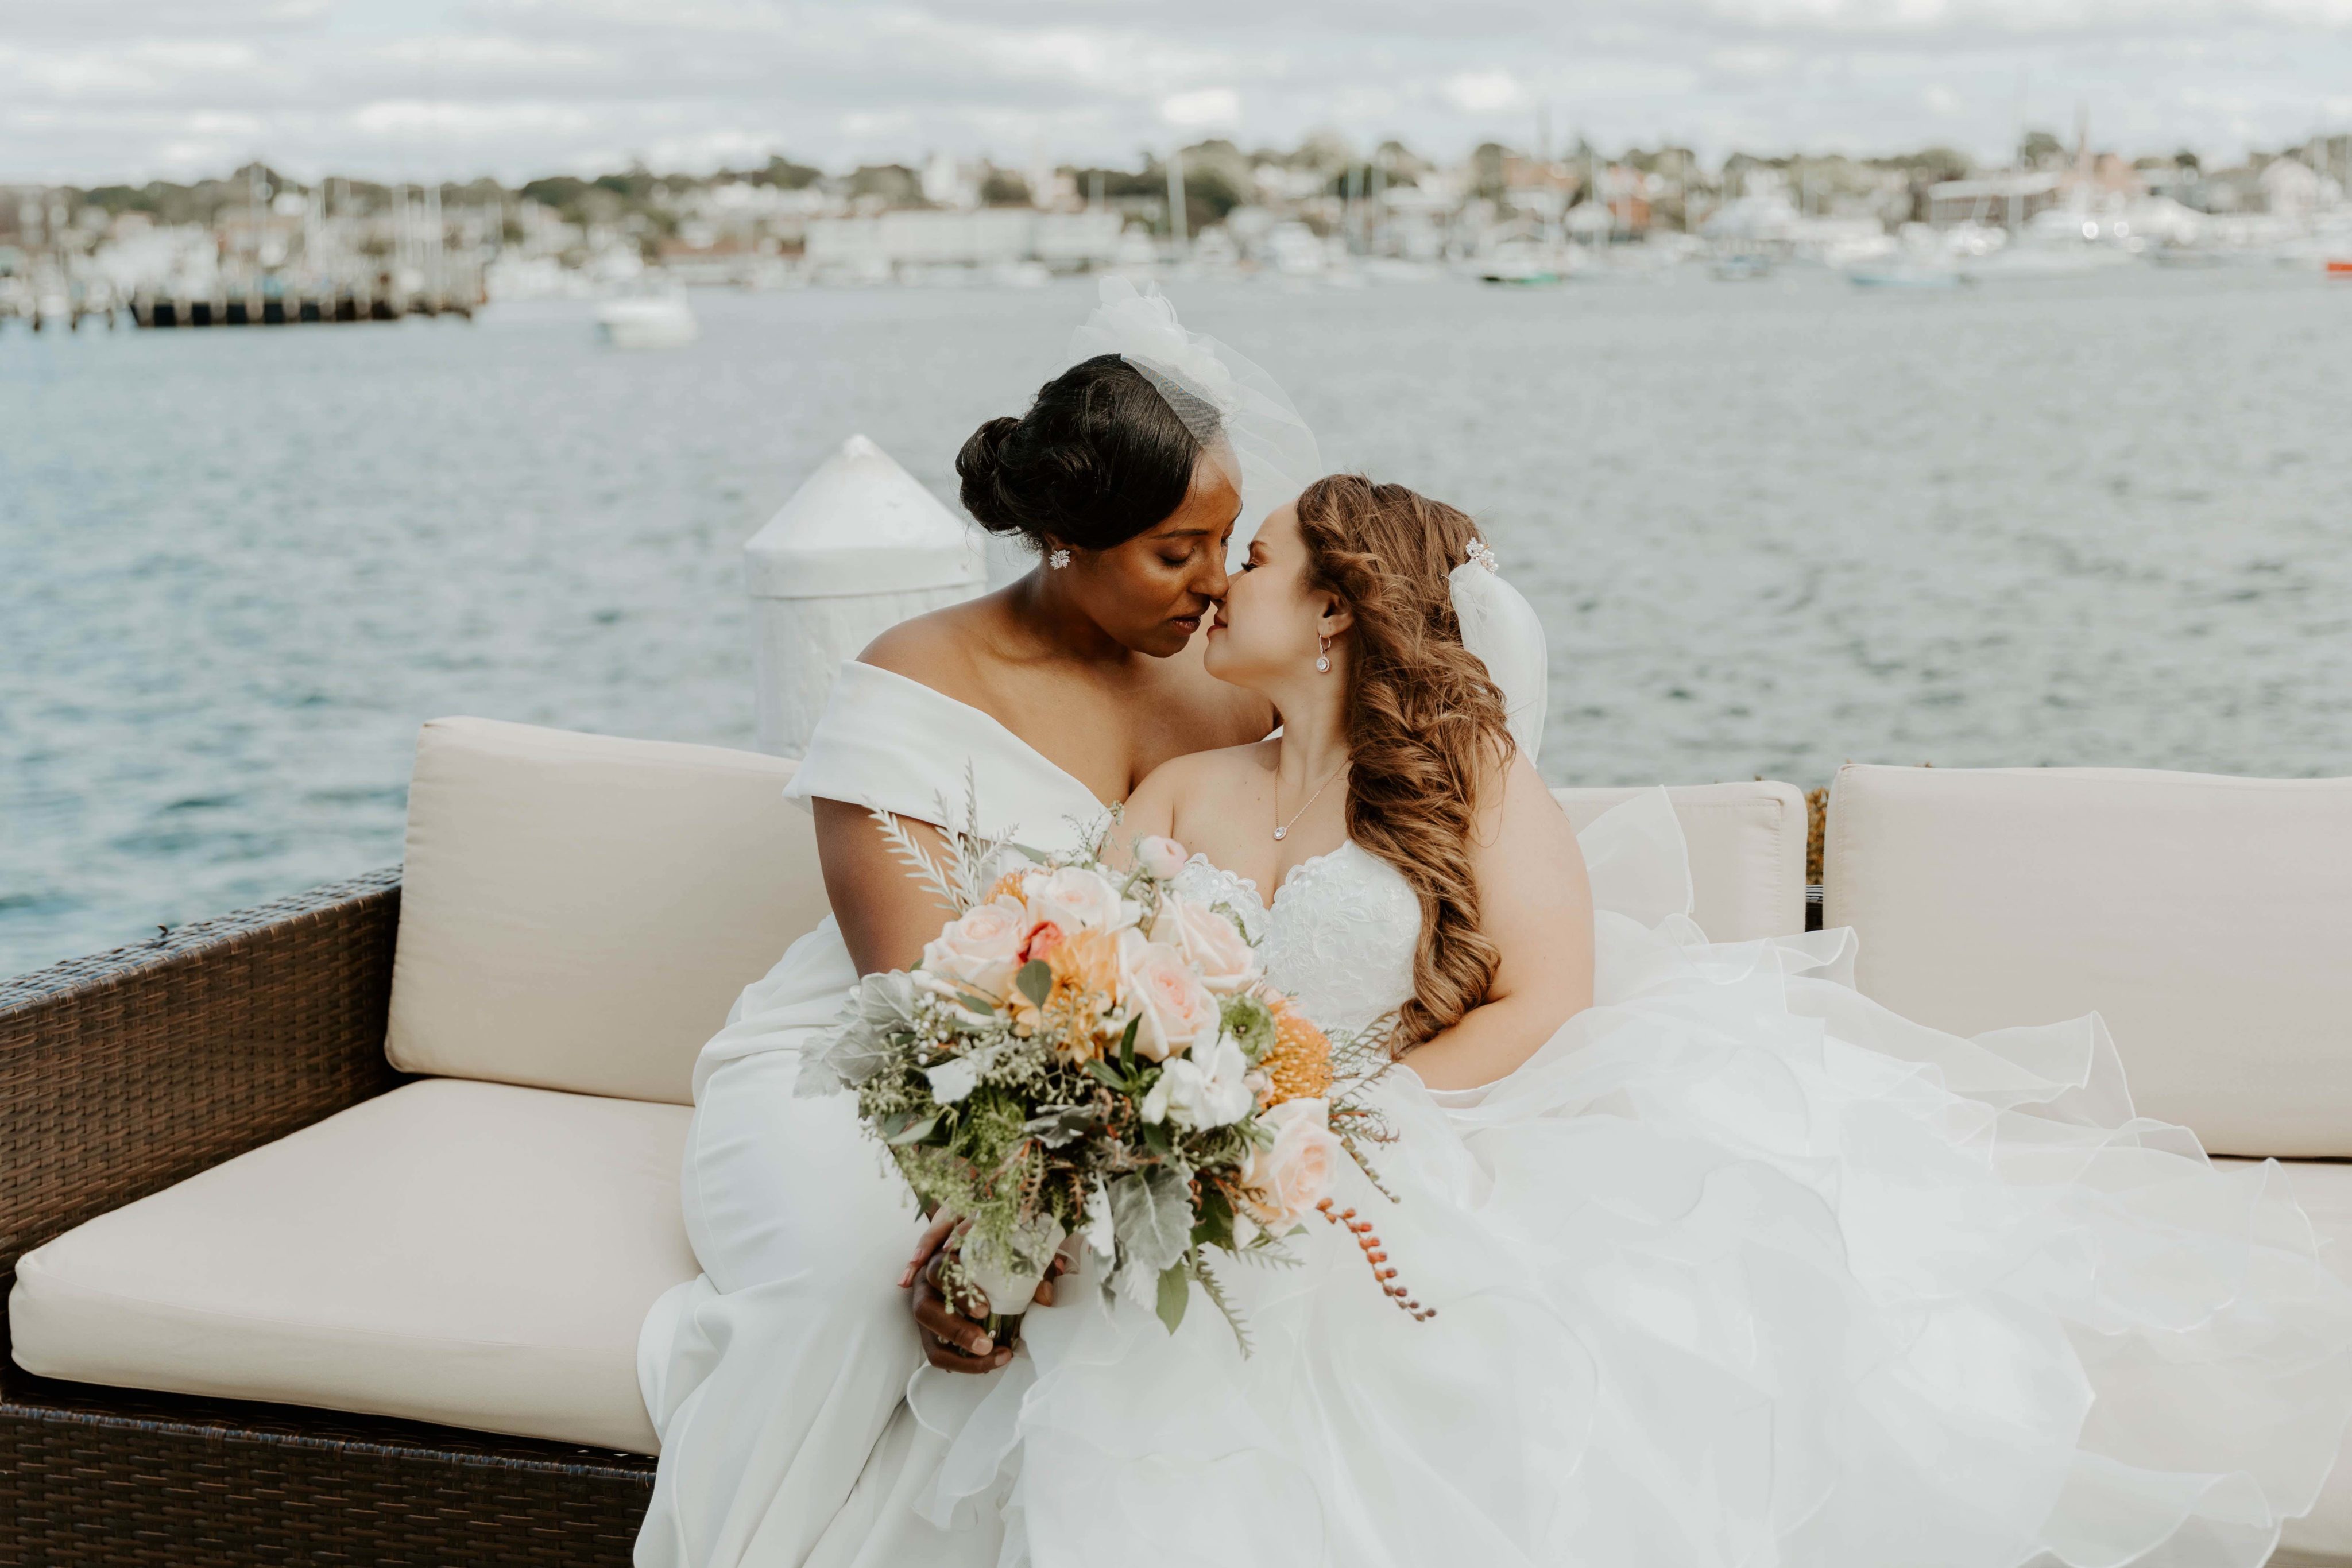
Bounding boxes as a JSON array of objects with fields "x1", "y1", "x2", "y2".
[{"x1": 4, "y1": 268, "x2": 2349, "y2": 978}]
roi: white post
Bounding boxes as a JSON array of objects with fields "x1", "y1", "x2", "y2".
[{"x1": 745, "y1": 435, "x2": 987, "y2": 756}]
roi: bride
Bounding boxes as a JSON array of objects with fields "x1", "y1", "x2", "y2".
[{"x1": 640, "y1": 284, "x2": 2352, "y2": 1567}]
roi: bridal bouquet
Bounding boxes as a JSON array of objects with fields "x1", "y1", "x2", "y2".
[{"x1": 797, "y1": 793, "x2": 1425, "y2": 1350}]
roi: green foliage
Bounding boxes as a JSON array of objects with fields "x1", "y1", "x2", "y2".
[{"x1": 1156, "y1": 1263, "x2": 1192, "y2": 1334}]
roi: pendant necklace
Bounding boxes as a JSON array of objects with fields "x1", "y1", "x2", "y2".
[{"x1": 1272, "y1": 756, "x2": 1348, "y2": 842}]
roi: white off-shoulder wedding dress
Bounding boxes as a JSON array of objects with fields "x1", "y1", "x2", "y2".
[
  {"x1": 641, "y1": 672, "x2": 2352, "y2": 1568},
  {"x1": 636, "y1": 661, "x2": 1108, "y2": 1568}
]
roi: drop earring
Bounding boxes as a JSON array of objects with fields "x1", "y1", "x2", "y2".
[
  {"x1": 1316, "y1": 634, "x2": 1331, "y2": 673},
  {"x1": 1048, "y1": 548, "x2": 1071, "y2": 570}
]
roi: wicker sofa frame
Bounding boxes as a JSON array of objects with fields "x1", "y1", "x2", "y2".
[{"x1": 0, "y1": 872, "x2": 655, "y2": 1566}]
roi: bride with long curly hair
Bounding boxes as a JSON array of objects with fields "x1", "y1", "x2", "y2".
[{"x1": 891, "y1": 471, "x2": 2352, "y2": 1567}]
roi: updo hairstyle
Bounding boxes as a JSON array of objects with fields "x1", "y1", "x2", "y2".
[{"x1": 956, "y1": 354, "x2": 1211, "y2": 554}]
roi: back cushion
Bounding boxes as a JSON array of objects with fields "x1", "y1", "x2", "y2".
[
  {"x1": 388, "y1": 718, "x2": 829, "y2": 1104},
  {"x1": 1552, "y1": 782, "x2": 1809, "y2": 942},
  {"x1": 1823, "y1": 762, "x2": 2352, "y2": 1157}
]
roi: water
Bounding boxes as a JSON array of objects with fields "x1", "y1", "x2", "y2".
[{"x1": 5, "y1": 269, "x2": 2349, "y2": 978}]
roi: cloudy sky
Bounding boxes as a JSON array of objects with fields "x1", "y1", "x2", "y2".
[{"x1": 6, "y1": 0, "x2": 2350, "y2": 185}]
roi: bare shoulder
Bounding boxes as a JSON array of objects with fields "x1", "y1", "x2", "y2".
[
  {"x1": 1131, "y1": 739, "x2": 1264, "y2": 810},
  {"x1": 1477, "y1": 748, "x2": 1582, "y2": 859},
  {"x1": 856, "y1": 596, "x2": 997, "y2": 698}
]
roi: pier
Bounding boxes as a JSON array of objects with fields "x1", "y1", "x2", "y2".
[{"x1": 122, "y1": 278, "x2": 479, "y2": 329}]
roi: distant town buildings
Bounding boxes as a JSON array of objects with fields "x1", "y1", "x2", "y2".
[{"x1": 1, "y1": 126, "x2": 2346, "y2": 323}]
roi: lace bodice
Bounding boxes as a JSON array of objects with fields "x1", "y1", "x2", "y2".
[{"x1": 1173, "y1": 842, "x2": 1421, "y2": 1038}]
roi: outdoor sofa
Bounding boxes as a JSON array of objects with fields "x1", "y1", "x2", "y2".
[{"x1": 4, "y1": 718, "x2": 2347, "y2": 1565}]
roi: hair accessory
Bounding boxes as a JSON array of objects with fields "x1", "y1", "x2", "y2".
[
  {"x1": 1464, "y1": 539, "x2": 1500, "y2": 574},
  {"x1": 1048, "y1": 548, "x2": 1072, "y2": 570}
]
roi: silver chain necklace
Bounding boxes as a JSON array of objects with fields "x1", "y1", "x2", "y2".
[{"x1": 1272, "y1": 757, "x2": 1348, "y2": 842}]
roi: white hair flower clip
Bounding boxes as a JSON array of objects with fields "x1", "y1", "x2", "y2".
[{"x1": 1464, "y1": 539, "x2": 1500, "y2": 574}]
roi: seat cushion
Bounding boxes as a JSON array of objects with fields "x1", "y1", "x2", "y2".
[
  {"x1": 7, "y1": 1078, "x2": 693, "y2": 1454},
  {"x1": 389, "y1": 717, "x2": 830, "y2": 1104},
  {"x1": 2219, "y1": 1158, "x2": 2352, "y2": 1561},
  {"x1": 1824, "y1": 763, "x2": 2352, "y2": 1157},
  {"x1": 1554, "y1": 782, "x2": 1809, "y2": 942}
]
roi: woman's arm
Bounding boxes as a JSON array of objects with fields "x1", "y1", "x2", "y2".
[
  {"x1": 813, "y1": 797, "x2": 962, "y2": 978},
  {"x1": 1401, "y1": 756, "x2": 1595, "y2": 1091}
]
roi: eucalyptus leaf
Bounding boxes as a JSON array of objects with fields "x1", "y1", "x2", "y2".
[
  {"x1": 1015, "y1": 959, "x2": 1053, "y2": 1009},
  {"x1": 1155, "y1": 1262, "x2": 1191, "y2": 1334},
  {"x1": 882, "y1": 1110, "x2": 942, "y2": 1147}
]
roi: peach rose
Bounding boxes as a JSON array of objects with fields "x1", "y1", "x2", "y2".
[
  {"x1": 1134, "y1": 835, "x2": 1190, "y2": 882},
  {"x1": 1151, "y1": 895, "x2": 1260, "y2": 995},
  {"x1": 1120, "y1": 932, "x2": 1222, "y2": 1062},
  {"x1": 918, "y1": 899, "x2": 1027, "y2": 1004},
  {"x1": 1021, "y1": 919, "x2": 1065, "y2": 963},
  {"x1": 1237, "y1": 1098, "x2": 1340, "y2": 1230}
]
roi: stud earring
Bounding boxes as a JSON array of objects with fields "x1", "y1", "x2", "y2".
[
  {"x1": 1316, "y1": 634, "x2": 1331, "y2": 674},
  {"x1": 1048, "y1": 548, "x2": 1071, "y2": 570}
]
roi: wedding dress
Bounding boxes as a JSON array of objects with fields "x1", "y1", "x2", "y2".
[
  {"x1": 635, "y1": 659, "x2": 1110, "y2": 1568},
  {"x1": 895, "y1": 792, "x2": 2352, "y2": 1568}
]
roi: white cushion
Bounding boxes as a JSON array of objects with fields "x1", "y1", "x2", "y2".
[
  {"x1": 1554, "y1": 782, "x2": 1809, "y2": 942},
  {"x1": 389, "y1": 717, "x2": 829, "y2": 1104},
  {"x1": 1824, "y1": 764, "x2": 2352, "y2": 1157},
  {"x1": 7, "y1": 1078, "x2": 692, "y2": 1454},
  {"x1": 2219, "y1": 1158, "x2": 2352, "y2": 1561}
]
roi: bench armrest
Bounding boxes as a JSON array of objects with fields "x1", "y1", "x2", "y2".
[{"x1": 1, "y1": 870, "x2": 404, "y2": 1285}]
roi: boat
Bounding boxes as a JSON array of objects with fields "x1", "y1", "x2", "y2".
[
  {"x1": 1843, "y1": 260, "x2": 1971, "y2": 289},
  {"x1": 1709, "y1": 253, "x2": 1773, "y2": 281},
  {"x1": 594, "y1": 289, "x2": 699, "y2": 349},
  {"x1": 1477, "y1": 240, "x2": 1581, "y2": 287}
]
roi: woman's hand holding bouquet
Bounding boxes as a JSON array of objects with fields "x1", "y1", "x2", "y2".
[{"x1": 799, "y1": 799, "x2": 1423, "y2": 1355}]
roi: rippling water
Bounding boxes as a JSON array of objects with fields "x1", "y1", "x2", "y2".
[{"x1": 5, "y1": 268, "x2": 2349, "y2": 977}]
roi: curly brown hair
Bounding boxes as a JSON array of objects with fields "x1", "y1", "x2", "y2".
[{"x1": 1294, "y1": 474, "x2": 1514, "y2": 1052}]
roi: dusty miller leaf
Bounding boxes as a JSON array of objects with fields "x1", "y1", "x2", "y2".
[{"x1": 1109, "y1": 1167, "x2": 1192, "y2": 1277}]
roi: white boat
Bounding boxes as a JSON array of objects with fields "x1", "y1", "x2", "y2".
[
  {"x1": 1843, "y1": 260, "x2": 1971, "y2": 289},
  {"x1": 594, "y1": 290, "x2": 699, "y2": 349}
]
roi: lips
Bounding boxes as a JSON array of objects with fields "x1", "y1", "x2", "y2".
[{"x1": 1170, "y1": 615, "x2": 1202, "y2": 634}]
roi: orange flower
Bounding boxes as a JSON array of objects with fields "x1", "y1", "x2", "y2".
[
  {"x1": 1259, "y1": 995, "x2": 1333, "y2": 1106},
  {"x1": 1011, "y1": 926, "x2": 1125, "y2": 1062},
  {"x1": 980, "y1": 870, "x2": 1031, "y2": 906}
]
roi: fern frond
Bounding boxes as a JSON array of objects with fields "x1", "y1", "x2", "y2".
[
  {"x1": 1193, "y1": 1253, "x2": 1255, "y2": 1359},
  {"x1": 1232, "y1": 1238, "x2": 1305, "y2": 1269},
  {"x1": 869, "y1": 806, "x2": 964, "y2": 913}
]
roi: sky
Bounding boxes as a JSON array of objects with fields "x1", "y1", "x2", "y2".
[{"x1": 5, "y1": 0, "x2": 2351, "y2": 187}]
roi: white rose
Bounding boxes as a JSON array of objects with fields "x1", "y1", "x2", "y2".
[
  {"x1": 1237, "y1": 1098, "x2": 1340, "y2": 1230},
  {"x1": 1026, "y1": 866, "x2": 1127, "y2": 934},
  {"x1": 1120, "y1": 932, "x2": 1223, "y2": 1062},
  {"x1": 1151, "y1": 894, "x2": 1260, "y2": 995},
  {"x1": 1135, "y1": 835, "x2": 1190, "y2": 881},
  {"x1": 918, "y1": 899, "x2": 1026, "y2": 1004},
  {"x1": 1140, "y1": 1033, "x2": 1255, "y2": 1129}
]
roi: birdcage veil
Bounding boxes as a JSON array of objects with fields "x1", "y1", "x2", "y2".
[
  {"x1": 1069, "y1": 277, "x2": 1549, "y2": 762},
  {"x1": 1066, "y1": 277, "x2": 1324, "y2": 540}
]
